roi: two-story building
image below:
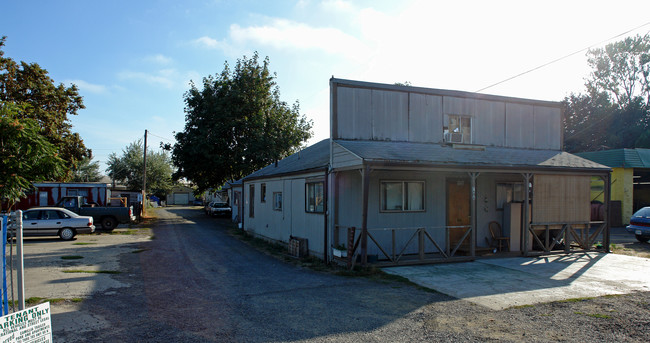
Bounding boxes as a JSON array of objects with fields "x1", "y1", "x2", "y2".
[{"x1": 241, "y1": 78, "x2": 611, "y2": 266}]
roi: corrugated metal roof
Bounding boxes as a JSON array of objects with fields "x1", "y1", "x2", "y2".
[
  {"x1": 243, "y1": 139, "x2": 330, "y2": 180},
  {"x1": 576, "y1": 149, "x2": 650, "y2": 168},
  {"x1": 335, "y1": 140, "x2": 609, "y2": 170}
]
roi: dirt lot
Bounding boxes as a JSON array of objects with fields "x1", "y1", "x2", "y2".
[{"x1": 11, "y1": 209, "x2": 650, "y2": 342}]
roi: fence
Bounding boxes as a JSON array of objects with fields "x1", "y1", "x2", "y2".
[{"x1": 1, "y1": 210, "x2": 25, "y2": 315}]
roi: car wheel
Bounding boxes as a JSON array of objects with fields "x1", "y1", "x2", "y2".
[
  {"x1": 59, "y1": 228, "x2": 75, "y2": 241},
  {"x1": 102, "y1": 217, "x2": 117, "y2": 231},
  {"x1": 635, "y1": 234, "x2": 650, "y2": 243}
]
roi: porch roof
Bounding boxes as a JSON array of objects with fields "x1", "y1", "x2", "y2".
[
  {"x1": 243, "y1": 139, "x2": 330, "y2": 180},
  {"x1": 576, "y1": 148, "x2": 650, "y2": 169},
  {"x1": 334, "y1": 140, "x2": 610, "y2": 172}
]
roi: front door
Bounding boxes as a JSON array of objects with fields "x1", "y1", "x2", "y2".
[{"x1": 447, "y1": 179, "x2": 470, "y2": 250}]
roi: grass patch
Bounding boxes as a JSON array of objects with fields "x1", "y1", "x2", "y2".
[
  {"x1": 72, "y1": 242, "x2": 97, "y2": 245},
  {"x1": 587, "y1": 313, "x2": 611, "y2": 319},
  {"x1": 110, "y1": 229, "x2": 138, "y2": 235},
  {"x1": 131, "y1": 248, "x2": 149, "y2": 254},
  {"x1": 60, "y1": 255, "x2": 83, "y2": 260},
  {"x1": 63, "y1": 270, "x2": 121, "y2": 274},
  {"x1": 25, "y1": 297, "x2": 83, "y2": 306},
  {"x1": 558, "y1": 297, "x2": 594, "y2": 303}
]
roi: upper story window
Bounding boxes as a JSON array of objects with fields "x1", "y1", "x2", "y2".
[
  {"x1": 444, "y1": 115, "x2": 471, "y2": 144},
  {"x1": 380, "y1": 181, "x2": 425, "y2": 212}
]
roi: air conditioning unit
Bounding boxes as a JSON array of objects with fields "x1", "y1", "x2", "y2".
[{"x1": 444, "y1": 132, "x2": 463, "y2": 143}]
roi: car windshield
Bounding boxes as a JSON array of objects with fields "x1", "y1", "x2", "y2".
[{"x1": 633, "y1": 207, "x2": 650, "y2": 217}]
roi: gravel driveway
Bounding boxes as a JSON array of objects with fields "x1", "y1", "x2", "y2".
[{"x1": 46, "y1": 207, "x2": 650, "y2": 342}]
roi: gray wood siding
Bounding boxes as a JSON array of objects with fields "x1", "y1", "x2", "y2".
[
  {"x1": 334, "y1": 170, "x2": 518, "y2": 256},
  {"x1": 473, "y1": 100, "x2": 506, "y2": 147},
  {"x1": 333, "y1": 82, "x2": 562, "y2": 150},
  {"x1": 371, "y1": 90, "x2": 409, "y2": 141},
  {"x1": 336, "y1": 87, "x2": 373, "y2": 140},
  {"x1": 505, "y1": 103, "x2": 535, "y2": 148},
  {"x1": 533, "y1": 106, "x2": 562, "y2": 150},
  {"x1": 332, "y1": 142, "x2": 362, "y2": 169},
  {"x1": 243, "y1": 173, "x2": 326, "y2": 257},
  {"x1": 409, "y1": 93, "x2": 443, "y2": 143}
]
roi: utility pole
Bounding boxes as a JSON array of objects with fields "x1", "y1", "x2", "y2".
[{"x1": 143, "y1": 129, "x2": 148, "y2": 216}]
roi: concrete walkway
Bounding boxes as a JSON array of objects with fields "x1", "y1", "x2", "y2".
[{"x1": 383, "y1": 252, "x2": 650, "y2": 310}]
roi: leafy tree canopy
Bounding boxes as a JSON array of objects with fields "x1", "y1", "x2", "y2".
[
  {"x1": 170, "y1": 52, "x2": 312, "y2": 192},
  {"x1": 71, "y1": 156, "x2": 103, "y2": 182},
  {"x1": 0, "y1": 36, "x2": 89, "y2": 175},
  {"x1": 563, "y1": 34, "x2": 650, "y2": 152},
  {"x1": 0, "y1": 102, "x2": 66, "y2": 208},
  {"x1": 107, "y1": 140, "x2": 173, "y2": 198}
]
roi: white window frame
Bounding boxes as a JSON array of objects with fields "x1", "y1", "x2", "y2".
[
  {"x1": 305, "y1": 181, "x2": 324, "y2": 213},
  {"x1": 380, "y1": 180, "x2": 425, "y2": 213},
  {"x1": 273, "y1": 192, "x2": 282, "y2": 211},
  {"x1": 443, "y1": 114, "x2": 472, "y2": 144}
]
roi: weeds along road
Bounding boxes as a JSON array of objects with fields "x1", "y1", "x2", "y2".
[{"x1": 56, "y1": 206, "x2": 443, "y2": 342}]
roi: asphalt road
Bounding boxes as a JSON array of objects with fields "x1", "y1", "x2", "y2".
[{"x1": 53, "y1": 207, "x2": 446, "y2": 342}]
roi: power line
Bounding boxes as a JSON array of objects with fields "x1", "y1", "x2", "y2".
[
  {"x1": 475, "y1": 21, "x2": 650, "y2": 93},
  {"x1": 147, "y1": 131, "x2": 175, "y2": 142}
]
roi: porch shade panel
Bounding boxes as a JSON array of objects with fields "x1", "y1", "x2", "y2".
[
  {"x1": 532, "y1": 175, "x2": 591, "y2": 223},
  {"x1": 333, "y1": 140, "x2": 609, "y2": 171}
]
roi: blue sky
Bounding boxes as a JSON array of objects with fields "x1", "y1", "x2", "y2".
[{"x1": 3, "y1": 0, "x2": 650, "y2": 173}]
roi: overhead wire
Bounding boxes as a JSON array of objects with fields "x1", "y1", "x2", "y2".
[{"x1": 475, "y1": 21, "x2": 650, "y2": 93}]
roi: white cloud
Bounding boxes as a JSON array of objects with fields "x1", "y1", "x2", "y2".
[
  {"x1": 193, "y1": 36, "x2": 221, "y2": 49},
  {"x1": 65, "y1": 79, "x2": 108, "y2": 94},
  {"x1": 319, "y1": 0, "x2": 354, "y2": 12},
  {"x1": 229, "y1": 19, "x2": 370, "y2": 61},
  {"x1": 117, "y1": 70, "x2": 176, "y2": 88},
  {"x1": 144, "y1": 54, "x2": 173, "y2": 65}
]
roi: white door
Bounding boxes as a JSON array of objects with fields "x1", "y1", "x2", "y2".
[{"x1": 173, "y1": 193, "x2": 189, "y2": 205}]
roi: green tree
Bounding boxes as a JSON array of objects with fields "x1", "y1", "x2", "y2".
[
  {"x1": 564, "y1": 34, "x2": 650, "y2": 152},
  {"x1": 71, "y1": 156, "x2": 103, "y2": 182},
  {"x1": 107, "y1": 140, "x2": 173, "y2": 197},
  {"x1": 170, "y1": 52, "x2": 312, "y2": 192},
  {"x1": 0, "y1": 102, "x2": 66, "y2": 209},
  {"x1": 0, "y1": 36, "x2": 89, "y2": 175},
  {"x1": 586, "y1": 34, "x2": 650, "y2": 110}
]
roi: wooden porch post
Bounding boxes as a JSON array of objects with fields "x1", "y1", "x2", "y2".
[
  {"x1": 469, "y1": 172, "x2": 480, "y2": 258},
  {"x1": 361, "y1": 165, "x2": 370, "y2": 266},
  {"x1": 522, "y1": 173, "x2": 532, "y2": 255},
  {"x1": 603, "y1": 173, "x2": 611, "y2": 252}
]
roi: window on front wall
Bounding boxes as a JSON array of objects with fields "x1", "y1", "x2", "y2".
[
  {"x1": 273, "y1": 192, "x2": 282, "y2": 210},
  {"x1": 380, "y1": 181, "x2": 425, "y2": 212},
  {"x1": 305, "y1": 182, "x2": 324, "y2": 213},
  {"x1": 443, "y1": 115, "x2": 471, "y2": 144},
  {"x1": 496, "y1": 183, "x2": 524, "y2": 210},
  {"x1": 261, "y1": 183, "x2": 266, "y2": 203}
]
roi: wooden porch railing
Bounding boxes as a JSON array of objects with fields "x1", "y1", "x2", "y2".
[
  {"x1": 334, "y1": 225, "x2": 474, "y2": 268},
  {"x1": 528, "y1": 221, "x2": 607, "y2": 254}
]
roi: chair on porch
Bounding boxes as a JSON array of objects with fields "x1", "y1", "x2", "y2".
[{"x1": 488, "y1": 221, "x2": 510, "y2": 252}]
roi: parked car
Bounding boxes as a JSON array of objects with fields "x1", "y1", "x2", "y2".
[
  {"x1": 210, "y1": 202, "x2": 232, "y2": 217},
  {"x1": 204, "y1": 201, "x2": 215, "y2": 215},
  {"x1": 55, "y1": 196, "x2": 135, "y2": 230},
  {"x1": 626, "y1": 207, "x2": 650, "y2": 243},
  {"x1": 9, "y1": 207, "x2": 95, "y2": 241}
]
